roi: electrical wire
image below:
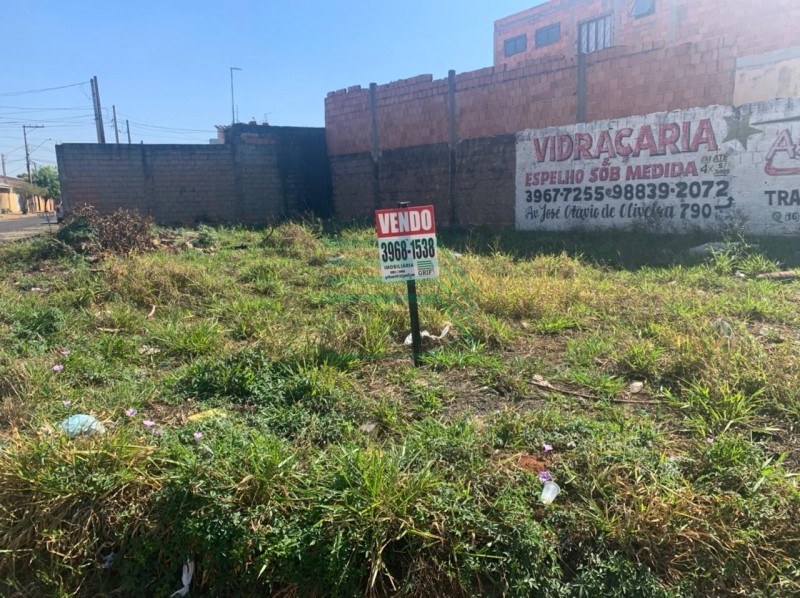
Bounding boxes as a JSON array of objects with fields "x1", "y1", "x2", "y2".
[
  {"x1": 29, "y1": 138, "x2": 53, "y2": 154},
  {"x1": 114, "y1": 110, "x2": 214, "y2": 134},
  {"x1": 0, "y1": 82, "x2": 89, "y2": 98},
  {"x1": 0, "y1": 105, "x2": 90, "y2": 110}
]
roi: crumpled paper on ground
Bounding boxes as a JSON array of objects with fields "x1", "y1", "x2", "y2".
[{"x1": 403, "y1": 323, "x2": 451, "y2": 346}]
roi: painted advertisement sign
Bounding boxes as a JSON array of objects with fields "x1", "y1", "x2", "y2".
[{"x1": 515, "y1": 98, "x2": 800, "y2": 234}]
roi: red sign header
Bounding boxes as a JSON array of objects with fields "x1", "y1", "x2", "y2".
[{"x1": 375, "y1": 205, "x2": 436, "y2": 239}]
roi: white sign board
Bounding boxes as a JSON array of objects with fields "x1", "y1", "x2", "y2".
[
  {"x1": 375, "y1": 205, "x2": 439, "y2": 282},
  {"x1": 516, "y1": 98, "x2": 800, "y2": 235}
]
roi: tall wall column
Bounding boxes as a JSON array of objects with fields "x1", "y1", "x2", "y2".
[
  {"x1": 369, "y1": 82, "x2": 381, "y2": 209},
  {"x1": 447, "y1": 69, "x2": 458, "y2": 226}
]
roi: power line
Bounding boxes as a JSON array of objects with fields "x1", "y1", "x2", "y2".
[
  {"x1": 0, "y1": 81, "x2": 89, "y2": 98},
  {"x1": 29, "y1": 138, "x2": 53, "y2": 154},
  {"x1": 0, "y1": 106, "x2": 92, "y2": 113},
  {"x1": 132, "y1": 123, "x2": 213, "y2": 132},
  {"x1": 0, "y1": 115, "x2": 94, "y2": 125},
  {"x1": 115, "y1": 111, "x2": 214, "y2": 133}
]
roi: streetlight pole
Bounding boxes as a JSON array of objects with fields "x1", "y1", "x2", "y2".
[{"x1": 230, "y1": 67, "x2": 242, "y2": 126}]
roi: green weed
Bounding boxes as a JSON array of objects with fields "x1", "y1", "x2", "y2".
[
  {"x1": 664, "y1": 381, "x2": 766, "y2": 436},
  {"x1": 1, "y1": 225, "x2": 799, "y2": 596}
]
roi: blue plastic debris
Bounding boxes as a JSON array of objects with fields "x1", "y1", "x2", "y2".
[{"x1": 59, "y1": 414, "x2": 106, "y2": 437}]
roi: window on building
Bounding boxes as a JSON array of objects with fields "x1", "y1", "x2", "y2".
[
  {"x1": 579, "y1": 14, "x2": 613, "y2": 54},
  {"x1": 630, "y1": 0, "x2": 655, "y2": 18},
  {"x1": 504, "y1": 34, "x2": 527, "y2": 57},
  {"x1": 535, "y1": 23, "x2": 561, "y2": 48}
]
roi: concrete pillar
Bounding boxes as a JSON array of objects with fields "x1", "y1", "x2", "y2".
[
  {"x1": 447, "y1": 69, "x2": 458, "y2": 226},
  {"x1": 369, "y1": 83, "x2": 381, "y2": 210}
]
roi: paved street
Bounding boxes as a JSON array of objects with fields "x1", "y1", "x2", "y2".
[{"x1": 0, "y1": 214, "x2": 56, "y2": 243}]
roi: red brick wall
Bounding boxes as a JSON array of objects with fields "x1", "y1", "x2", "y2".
[
  {"x1": 325, "y1": 38, "x2": 737, "y2": 159},
  {"x1": 456, "y1": 57, "x2": 578, "y2": 139},
  {"x1": 324, "y1": 86, "x2": 372, "y2": 155},
  {"x1": 493, "y1": 0, "x2": 800, "y2": 69},
  {"x1": 494, "y1": 0, "x2": 606, "y2": 69},
  {"x1": 376, "y1": 76, "x2": 450, "y2": 149},
  {"x1": 324, "y1": 38, "x2": 741, "y2": 224},
  {"x1": 324, "y1": 0, "x2": 800, "y2": 224},
  {"x1": 583, "y1": 38, "x2": 736, "y2": 120}
]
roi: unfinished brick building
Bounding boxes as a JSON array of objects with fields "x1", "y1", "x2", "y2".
[{"x1": 325, "y1": 0, "x2": 800, "y2": 227}]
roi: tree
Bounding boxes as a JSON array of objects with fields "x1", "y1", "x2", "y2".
[
  {"x1": 32, "y1": 166, "x2": 60, "y2": 201},
  {"x1": 16, "y1": 166, "x2": 60, "y2": 212}
]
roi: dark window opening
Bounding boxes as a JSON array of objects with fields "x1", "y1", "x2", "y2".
[
  {"x1": 631, "y1": 0, "x2": 656, "y2": 18},
  {"x1": 579, "y1": 14, "x2": 613, "y2": 54},
  {"x1": 504, "y1": 34, "x2": 527, "y2": 57},
  {"x1": 535, "y1": 23, "x2": 561, "y2": 48}
]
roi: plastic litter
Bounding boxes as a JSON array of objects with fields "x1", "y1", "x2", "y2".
[
  {"x1": 101, "y1": 551, "x2": 116, "y2": 569},
  {"x1": 187, "y1": 408, "x2": 227, "y2": 423},
  {"x1": 712, "y1": 319, "x2": 734, "y2": 339},
  {"x1": 59, "y1": 414, "x2": 105, "y2": 437},
  {"x1": 171, "y1": 558, "x2": 195, "y2": 597},
  {"x1": 540, "y1": 481, "x2": 560, "y2": 505},
  {"x1": 403, "y1": 323, "x2": 451, "y2": 346},
  {"x1": 628, "y1": 381, "x2": 644, "y2": 394},
  {"x1": 359, "y1": 422, "x2": 379, "y2": 435}
]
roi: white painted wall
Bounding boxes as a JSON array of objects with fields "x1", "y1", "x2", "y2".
[{"x1": 516, "y1": 98, "x2": 800, "y2": 235}]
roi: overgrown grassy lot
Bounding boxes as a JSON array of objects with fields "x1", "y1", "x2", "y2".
[{"x1": 1, "y1": 218, "x2": 799, "y2": 596}]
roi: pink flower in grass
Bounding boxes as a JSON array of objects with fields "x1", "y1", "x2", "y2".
[
  {"x1": 143, "y1": 420, "x2": 155, "y2": 428},
  {"x1": 52, "y1": 364, "x2": 64, "y2": 372},
  {"x1": 125, "y1": 408, "x2": 138, "y2": 417},
  {"x1": 538, "y1": 471, "x2": 553, "y2": 483},
  {"x1": 59, "y1": 349, "x2": 70, "y2": 356},
  {"x1": 193, "y1": 431, "x2": 203, "y2": 442},
  {"x1": 543, "y1": 443, "x2": 553, "y2": 452},
  {"x1": 706, "y1": 437, "x2": 715, "y2": 444},
  {"x1": 153, "y1": 428, "x2": 164, "y2": 436},
  {"x1": 62, "y1": 400, "x2": 72, "y2": 407}
]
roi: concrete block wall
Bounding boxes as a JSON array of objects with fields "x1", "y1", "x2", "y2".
[
  {"x1": 56, "y1": 144, "x2": 152, "y2": 215},
  {"x1": 379, "y1": 143, "x2": 450, "y2": 214},
  {"x1": 57, "y1": 125, "x2": 330, "y2": 226},
  {"x1": 329, "y1": 154, "x2": 376, "y2": 221},
  {"x1": 456, "y1": 136, "x2": 517, "y2": 229},
  {"x1": 145, "y1": 146, "x2": 236, "y2": 224}
]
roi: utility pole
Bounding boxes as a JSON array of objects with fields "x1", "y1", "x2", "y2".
[
  {"x1": 112, "y1": 105, "x2": 120, "y2": 144},
  {"x1": 91, "y1": 75, "x2": 106, "y2": 144},
  {"x1": 23, "y1": 124, "x2": 44, "y2": 184},
  {"x1": 22, "y1": 124, "x2": 44, "y2": 214},
  {"x1": 230, "y1": 67, "x2": 241, "y2": 126},
  {"x1": 1, "y1": 154, "x2": 6, "y2": 184},
  {"x1": 126, "y1": 120, "x2": 131, "y2": 144}
]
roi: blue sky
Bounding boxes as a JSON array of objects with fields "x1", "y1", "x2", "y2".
[{"x1": 1, "y1": 0, "x2": 543, "y2": 174}]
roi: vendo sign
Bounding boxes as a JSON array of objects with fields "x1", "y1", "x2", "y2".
[{"x1": 375, "y1": 205, "x2": 439, "y2": 282}]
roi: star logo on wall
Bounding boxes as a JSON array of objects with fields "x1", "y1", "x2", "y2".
[{"x1": 723, "y1": 113, "x2": 762, "y2": 149}]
